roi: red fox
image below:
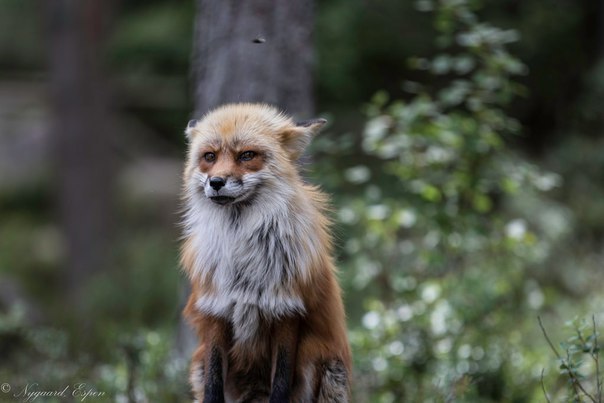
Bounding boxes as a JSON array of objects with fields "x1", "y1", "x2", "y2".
[{"x1": 180, "y1": 104, "x2": 351, "y2": 402}]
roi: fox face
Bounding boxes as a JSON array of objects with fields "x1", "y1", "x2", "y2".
[
  {"x1": 183, "y1": 104, "x2": 325, "y2": 207},
  {"x1": 197, "y1": 146, "x2": 266, "y2": 205}
]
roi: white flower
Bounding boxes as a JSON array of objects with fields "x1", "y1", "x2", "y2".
[
  {"x1": 421, "y1": 283, "x2": 441, "y2": 303},
  {"x1": 505, "y1": 219, "x2": 527, "y2": 240},
  {"x1": 362, "y1": 311, "x2": 381, "y2": 329},
  {"x1": 344, "y1": 165, "x2": 371, "y2": 184},
  {"x1": 398, "y1": 209, "x2": 417, "y2": 228},
  {"x1": 367, "y1": 204, "x2": 390, "y2": 220}
]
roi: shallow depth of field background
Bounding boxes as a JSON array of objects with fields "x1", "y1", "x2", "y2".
[{"x1": 1, "y1": 0, "x2": 604, "y2": 402}]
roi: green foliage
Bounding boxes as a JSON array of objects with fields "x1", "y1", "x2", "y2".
[
  {"x1": 0, "y1": 196, "x2": 186, "y2": 401},
  {"x1": 316, "y1": 1, "x2": 564, "y2": 400},
  {"x1": 0, "y1": 304, "x2": 76, "y2": 392},
  {"x1": 540, "y1": 316, "x2": 603, "y2": 403},
  {"x1": 108, "y1": 2, "x2": 194, "y2": 138},
  {"x1": 97, "y1": 330, "x2": 189, "y2": 401},
  {"x1": 85, "y1": 230, "x2": 181, "y2": 329},
  {"x1": 109, "y1": 2, "x2": 194, "y2": 74},
  {"x1": 316, "y1": 0, "x2": 436, "y2": 106},
  {"x1": 0, "y1": 304, "x2": 189, "y2": 402}
]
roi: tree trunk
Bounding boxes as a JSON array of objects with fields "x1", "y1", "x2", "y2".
[
  {"x1": 192, "y1": 0, "x2": 315, "y2": 117},
  {"x1": 46, "y1": 0, "x2": 115, "y2": 306},
  {"x1": 178, "y1": 0, "x2": 318, "y2": 357}
]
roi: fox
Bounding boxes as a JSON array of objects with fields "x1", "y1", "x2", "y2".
[{"x1": 180, "y1": 103, "x2": 352, "y2": 403}]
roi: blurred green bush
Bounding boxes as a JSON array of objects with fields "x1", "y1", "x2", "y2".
[{"x1": 311, "y1": 1, "x2": 600, "y2": 401}]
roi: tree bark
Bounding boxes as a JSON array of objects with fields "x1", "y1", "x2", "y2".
[
  {"x1": 192, "y1": 0, "x2": 315, "y2": 117},
  {"x1": 46, "y1": 0, "x2": 115, "y2": 305}
]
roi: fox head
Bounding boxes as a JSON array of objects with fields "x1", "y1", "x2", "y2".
[{"x1": 183, "y1": 103, "x2": 326, "y2": 207}]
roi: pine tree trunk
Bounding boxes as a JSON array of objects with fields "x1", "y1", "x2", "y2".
[{"x1": 192, "y1": 0, "x2": 315, "y2": 117}]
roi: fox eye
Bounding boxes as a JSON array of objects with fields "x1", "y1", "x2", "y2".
[
  {"x1": 239, "y1": 151, "x2": 256, "y2": 161},
  {"x1": 203, "y1": 152, "x2": 216, "y2": 162}
]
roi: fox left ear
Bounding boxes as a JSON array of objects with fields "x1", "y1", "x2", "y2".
[
  {"x1": 281, "y1": 118, "x2": 327, "y2": 159},
  {"x1": 185, "y1": 119, "x2": 198, "y2": 141}
]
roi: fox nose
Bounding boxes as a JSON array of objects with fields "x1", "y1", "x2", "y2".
[{"x1": 209, "y1": 177, "x2": 226, "y2": 191}]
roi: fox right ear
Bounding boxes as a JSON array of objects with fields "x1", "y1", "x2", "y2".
[
  {"x1": 295, "y1": 118, "x2": 327, "y2": 130},
  {"x1": 281, "y1": 118, "x2": 327, "y2": 160},
  {"x1": 185, "y1": 119, "x2": 197, "y2": 141}
]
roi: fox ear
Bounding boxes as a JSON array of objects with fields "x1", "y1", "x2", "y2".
[
  {"x1": 281, "y1": 118, "x2": 327, "y2": 159},
  {"x1": 185, "y1": 119, "x2": 198, "y2": 141}
]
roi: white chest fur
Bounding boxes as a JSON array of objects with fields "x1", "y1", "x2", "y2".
[{"x1": 184, "y1": 194, "x2": 317, "y2": 341}]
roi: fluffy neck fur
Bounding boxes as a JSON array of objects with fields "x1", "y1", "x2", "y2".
[{"x1": 182, "y1": 174, "x2": 328, "y2": 341}]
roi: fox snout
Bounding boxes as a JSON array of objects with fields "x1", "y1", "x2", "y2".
[{"x1": 204, "y1": 175, "x2": 245, "y2": 205}]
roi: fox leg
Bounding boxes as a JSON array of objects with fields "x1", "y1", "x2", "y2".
[
  {"x1": 189, "y1": 316, "x2": 230, "y2": 403},
  {"x1": 204, "y1": 345, "x2": 226, "y2": 403},
  {"x1": 317, "y1": 359, "x2": 349, "y2": 403},
  {"x1": 269, "y1": 317, "x2": 299, "y2": 403},
  {"x1": 190, "y1": 346, "x2": 226, "y2": 403}
]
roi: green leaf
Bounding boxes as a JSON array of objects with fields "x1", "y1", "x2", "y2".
[{"x1": 420, "y1": 184, "x2": 442, "y2": 202}]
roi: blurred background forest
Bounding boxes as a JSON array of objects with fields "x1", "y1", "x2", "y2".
[{"x1": 0, "y1": 0, "x2": 603, "y2": 401}]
